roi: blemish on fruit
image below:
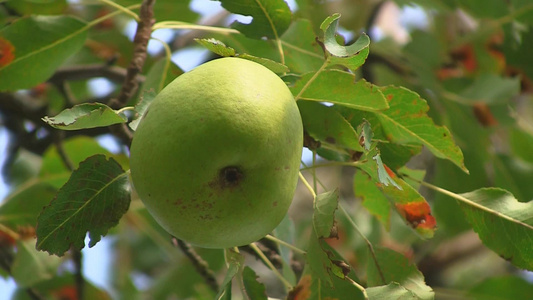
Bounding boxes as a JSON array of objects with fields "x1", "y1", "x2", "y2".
[
  {"x1": 208, "y1": 166, "x2": 245, "y2": 193},
  {"x1": 0, "y1": 37, "x2": 15, "y2": 67},
  {"x1": 273, "y1": 201, "x2": 278, "y2": 207},
  {"x1": 386, "y1": 94, "x2": 393, "y2": 101}
]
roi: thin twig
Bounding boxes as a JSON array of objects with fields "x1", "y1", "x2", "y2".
[
  {"x1": 172, "y1": 238, "x2": 219, "y2": 292},
  {"x1": 52, "y1": 131, "x2": 74, "y2": 171},
  {"x1": 265, "y1": 234, "x2": 306, "y2": 255},
  {"x1": 72, "y1": 248, "x2": 84, "y2": 300},
  {"x1": 339, "y1": 205, "x2": 386, "y2": 284},
  {"x1": 51, "y1": 129, "x2": 85, "y2": 299},
  {"x1": 249, "y1": 242, "x2": 293, "y2": 289}
]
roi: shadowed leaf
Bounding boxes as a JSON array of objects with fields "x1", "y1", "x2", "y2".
[
  {"x1": 313, "y1": 190, "x2": 339, "y2": 239},
  {"x1": 36, "y1": 155, "x2": 130, "y2": 256},
  {"x1": 457, "y1": 188, "x2": 533, "y2": 271}
]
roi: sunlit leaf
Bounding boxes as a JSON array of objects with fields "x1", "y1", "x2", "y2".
[
  {"x1": 378, "y1": 86, "x2": 468, "y2": 173},
  {"x1": 36, "y1": 155, "x2": 130, "y2": 256},
  {"x1": 130, "y1": 90, "x2": 156, "y2": 131},
  {"x1": 367, "y1": 247, "x2": 434, "y2": 300},
  {"x1": 216, "y1": 0, "x2": 292, "y2": 39},
  {"x1": 320, "y1": 13, "x2": 370, "y2": 72},
  {"x1": 367, "y1": 282, "x2": 419, "y2": 299},
  {"x1": 281, "y1": 19, "x2": 324, "y2": 73},
  {"x1": 457, "y1": 188, "x2": 533, "y2": 271},
  {"x1": 292, "y1": 70, "x2": 389, "y2": 111},
  {"x1": 196, "y1": 38, "x2": 289, "y2": 73},
  {"x1": 0, "y1": 15, "x2": 87, "y2": 91},
  {"x1": 42, "y1": 103, "x2": 127, "y2": 130}
]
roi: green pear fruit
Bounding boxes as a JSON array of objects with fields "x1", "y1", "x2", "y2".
[{"x1": 129, "y1": 57, "x2": 303, "y2": 248}]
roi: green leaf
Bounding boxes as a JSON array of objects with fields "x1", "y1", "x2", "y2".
[
  {"x1": 373, "y1": 153, "x2": 402, "y2": 190},
  {"x1": 273, "y1": 216, "x2": 297, "y2": 285},
  {"x1": 358, "y1": 149, "x2": 437, "y2": 238},
  {"x1": 367, "y1": 247, "x2": 434, "y2": 300},
  {"x1": 196, "y1": 38, "x2": 237, "y2": 56},
  {"x1": 298, "y1": 101, "x2": 363, "y2": 152},
  {"x1": 467, "y1": 275, "x2": 533, "y2": 300},
  {"x1": 6, "y1": 0, "x2": 67, "y2": 15},
  {"x1": 313, "y1": 190, "x2": 339, "y2": 239},
  {"x1": 216, "y1": 249, "x2": 244, "y2": 300},
  {"x1": 0, "y1": 182, "x2": 57, "y2": 229},
  {"x1": 242, "y1": 266, "x2": 267, "y2": 300},
  {"x1": 196, "y1": 38, "x2": 289, "y2": 73},
  {"x1": 36, "y1": 155, "x2": 130, "y2": 256},
  {"x1": 141, "y1": 58, "x2": 183, "y2": 95},
  {"x1": 292, "y1": 70, "x2": 389, "y2": 111},
  {"x1": 510, "y1": 127, "x2": 533, "y2": 164},
  {"x1": 295, "y1": 234, "x2": 365, "y2": 299},
  {"x1": 130, "y1": 90, "x2": 156, "y2": 131},
  {"x1": 377, "y1": 86, "x2": 468, "y2": 173},
  {"x1": 0, "y1": 15, "x2": 88, "y2": 91},
  {"x1": 354, "y1": 170, "x2": 391, "y2": 230},
  {"x1": 367, "y1": 282, "x2": 419, "y2": 299},
  {"x1": 320, "y1": 13, "x2": 371, "y2": 72},
  {"x1": 460, "y1": 73, "x2": 520, "y2": 104},
  {"x1": 116, "y1": 0, "x2": 199, "y2": 22},
  {"x1": 12, "y1": 274, "x2": 112, "y2": 300},
  {"x1": 11, "y1": 239, "x2": 62, "y2": 287},
  {"x1": 216, "y1": 0, "x2": 292, "y2": 39},
  {"x1": 42, "y1": 103, "x2": 127, "y2": 130},
  {"x1": 280, "y1": 19, "x2": 324, "y2": 73},
  {"x1": 493, "y1": 154, "x2": 533, "y2": 203},
  {"x1": 456, "y1": 188, "x2": 533, "y2": 271}
]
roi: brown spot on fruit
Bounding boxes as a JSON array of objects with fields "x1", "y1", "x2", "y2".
[{"x1": 209, "y1": 166, "x2": 244, "y2": 190}]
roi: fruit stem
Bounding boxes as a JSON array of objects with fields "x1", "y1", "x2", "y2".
[
  {"x1": 249, "y1": 242, "x2": 293, "y2": 290},
  {"x1": 265, "y1": 235, "x2": 306, "y2": 255},
  {"x1": 298, "y1": 172, "x2": 316, "y2": 198}
]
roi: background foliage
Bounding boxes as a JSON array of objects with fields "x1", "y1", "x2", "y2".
[{"x1": 1, "y1": 0, "x2": 533, "y2": 299}]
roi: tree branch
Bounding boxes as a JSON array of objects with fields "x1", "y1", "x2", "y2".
[
  {"x1": 106, "y1": 0, "x2": 155, "y2": 147},
  {"x1": 48, "y1": 64, "x2": 145, "y2": 85},
  {"x1": 110, "y1": 0, "x2": 155, "y2": 109},
  {"x1": 172, "y1": 238, "x2": 219, "y2": 292}
]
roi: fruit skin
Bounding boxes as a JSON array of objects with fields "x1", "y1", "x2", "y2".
[{"x1": 130, "y1": 57, "x2": 303, "y2": 248}]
